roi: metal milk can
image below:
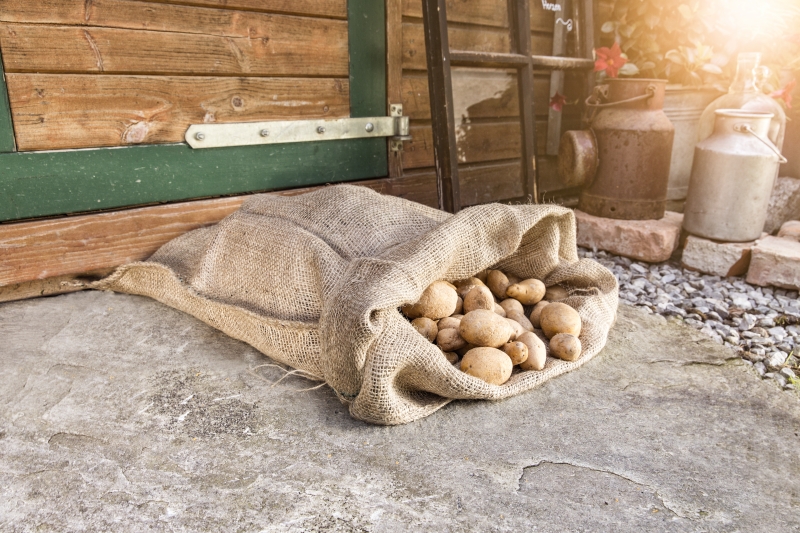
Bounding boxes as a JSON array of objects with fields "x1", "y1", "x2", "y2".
[
  {"x1": 683, "y1": 110, "x2": 787, "y2": 242},
  {"x1": 558, "y1": 78, "x2": 675, "y2": 220}
]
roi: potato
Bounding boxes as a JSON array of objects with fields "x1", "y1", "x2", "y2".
[
  {"x1": 459, "y1": 309, "x2": 515, "y2": 348},
  {"x1": 411, "y1": 317, "x2": 438, "y2": 343},
  {"x1": 454, "y1": 277, "x2": 486, "y2": 299},
  {"x1": 539, "y1": 302, "x2": 582, "y2": 338},
  {"x1": 463, "y1": 285, "x2": 495, "y2": 313},
  {"x1": 402, "y1": 281, "x2": 459, "y2": 320},
  {"x1": 486, "y1": 270, "x2": 511, "y2": 299},
  {"x1": 460, "y1": 347, "x2": 513, "y2": 385},
  {"x1": 442, "y1": 351, "x2": 460, "y2": 365},
  {"x1": 517, "y1": 332, "x2": 547, "y2": 371},
  {"x1": 494, "y1": 303, "x2": 507, "y2": 318},
  {"x1": 454, "y1": 296, "x2": 463, "y2": 315},
  {"x1": 436, "y1": 327, "x2": 467, "y2": 352},
  {"x1": 502, "y1": 341, "x2": 529, "y2": 365},
  {"x1": 451, "y1": 314, "x2": 464, "y2": 319},
  {"x1": 529, "y1": 301, "x2": 550, "y2": 329},
  {"x1": 475, "y1": 270, "x2": 489, "y2": 283},
  {"x1": 506, "y1": 278, "x2": 546, "y2": 305},
  {"x1": 507, "y1": 310, "x2": 534, "y2": 332},
  {"x1": 505, "y1": 318, "x2": 524, "y2": 340},
  {"x1": 544, "y1": 285, "x2": 569, "y2": 301},
  {"x1": 499, "y1": 298, "x2": 524, "y2": 316},
  {"x1": 549, "y1": 333, "x2": 582, "y2": 361},
  {"x1": 437, "y1": 316, "x2": 461, "y2": 331}
]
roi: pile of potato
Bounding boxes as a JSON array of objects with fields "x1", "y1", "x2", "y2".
[{"x1": 402, "y1": 270, "x2": 582, "y2": 385}]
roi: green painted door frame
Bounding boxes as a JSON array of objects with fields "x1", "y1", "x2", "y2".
[{"x1": 0, "y1": 0, "x2": 386, "y2": 223}]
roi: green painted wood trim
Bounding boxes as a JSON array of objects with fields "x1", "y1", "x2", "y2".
[
  {"x1": 0, "y1": 3, "x2": 387, "y2": 222},
  {"x1": 0, "y1": 138, "x2": 386, "y2": 222},
  {"x1": 0, "y1": 47, "x2": 16, "y2": 153}
]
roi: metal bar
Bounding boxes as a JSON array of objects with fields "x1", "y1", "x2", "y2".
[
  {"x1": 0, "y1": 47, "x2": 16, "y2": 153},
  {"x1": 546, "y1": 0, "x2": 570, "y2": 156},
  {"x1": 185, "y1": 116, "x2": 407, "y2": 149},
  {"x1": 573, "y1": 0, "x2": 596, "y2": 128},
  {"x1": 509, "y1": 0, "x2": 538, "y2": 203},
  {"x1": 449, "y1": 50, "x2": 531, "y2": 68},
  {"x1": 421, "y1": 0, "x2": 461, "y2": 213},
  {"x1": 530, "y1": 55, "x2": 594, "y2": 70}
]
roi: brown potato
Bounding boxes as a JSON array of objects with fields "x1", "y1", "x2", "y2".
[
  {"x1": 529, "y1": 301, "x2": 550, "y2": 329},
  {"x1": 499, "y1": 298, "x2": 524, "y2": 316},
  {"x1": 454, "y1": 277, "x2": 486, "y2": 299},
  {"x1": 486, "y1": 270, "x2": 511, "y2": 299},
  {"x1": 411, "y1": 317, "x2": 438, "y2": 343},
  {"x1": 463, "y1": 285, "x2": 495, "y2": 313},
  {"x1": 544, "y1": 285, "x2": 569, "y2": 301},
  {"x1": 502, "y1": 341, "x2": 529, "y2": 365},
  {"x1": 436, "y1": 327, "x2": 467, "y2": 352},
  {"x1": 437, "y1": 316, "x2": 461, "y2": 331},
  {"x1": 451, "y1": 314, "x2": 464, "y2": 319},
  {"x1": 517, "y1": 332, "x2": 547, "y2": 371},
  {"x1": 549, "y1": 333, "x2": 582, "y2": 361},
  {"x1": 506, "y1": 278, "x2": 546, "y2": 305},
  {"x1": 454, "y1": 296, "x2": 463, "y2": 315},
  {"x1": 505, "y1": 318, "x2": 525, "y2": 340},
  {"x1": 442, "y1": 351, "x2": 460, "y2": 365},
  {"x1": 402, "y1": 281, "x2": 459, "y2": 320},
  {"x1": 507, "y1": 310, "x2": 534, "y2": 332},
  {"x1": 460, "y1": 347, "x2": 513, "y2": 385},
  {"x1": 539, "y1": 302, "x2": 582, "y2": 339},
  {"x1": 459, "y1": 309, "x2": 515, "y2": 348},
  {"x1": 494, "y1": 303, "x2": 507, "y2": 318}
]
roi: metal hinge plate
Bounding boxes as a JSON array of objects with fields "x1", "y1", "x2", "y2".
[{"x1": 186, "y1": 104, "x2": 410, "y2": 150}]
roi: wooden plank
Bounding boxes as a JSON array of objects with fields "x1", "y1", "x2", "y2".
[
  {"x1": 0, "y1": 137, "x2": 386, "y2": 222},
  {"x1": 401, "y1": 0, "x2": 554, "y2": 32},
  {"x1": 0, "y1": 22, "x2": 348, "y2": 77},
  {"x1": 386, "y1": 0, "x2": 404, "y2": 179},
  {"x1": 0, "y1": 0, "x2": 345, "y2": 34},
  {"x1": 0, "y1": 46, "x2": 14, "y2": 152},
  {"x1": 402, "y1": 21, "x2": 554, "y2": 71},
  {"x1": 402, "y1": 119, "x2": 548, "y2": 169},
  {"x1": 402, "y1": 70, "x2": 551, "y2": 120},
  {"x1": 136, "y1": 0, "x2": 347, "y2": 19},
  {"x1": 7, "y1": 74, "x2": 349, "y2": 152},
  {"x1": 0, "y1": 270, "x2": 115, "y2": 304}
]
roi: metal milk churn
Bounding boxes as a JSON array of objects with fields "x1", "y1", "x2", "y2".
[
  {"x1": 683, "y1": 110, "x2": 787, "y2": 242},
  {"x1": 558, "y1": 79, "x2": 675, "y2": 220}
]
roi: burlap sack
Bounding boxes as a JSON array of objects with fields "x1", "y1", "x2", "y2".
[{"x1": 98, "y1": 185, "x2": 618, "y2": 425}]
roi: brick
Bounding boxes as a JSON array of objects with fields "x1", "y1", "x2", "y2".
[
  {"x1": 681, "y1": 235, "x2": 757, "y2": 277},
  {"x1": 746, "y1": 236, "x2": 800, "y2": 289},
  {"x1": 574, "y1": 210, "x2": 683, "y2": 263},
  {"x1": 777, "y1": 220, "x2": 800, "y2": 243}
]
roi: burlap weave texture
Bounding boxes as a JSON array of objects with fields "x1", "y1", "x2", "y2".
[{"x1": 98, "y1": 185, "x2": 619, "y2": 425}]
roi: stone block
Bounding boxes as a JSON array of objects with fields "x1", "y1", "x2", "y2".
[
  {"x1": 746, "y1": 236, "x2": 800, "y2": 289},
  {"x1": 574, "y1": 210, "x2": 683, "y2": 263},
  {"x1": 777, "y1": 220, "x2": 800, "y2": 243},
  {"x1": 763, "y1": 177, "x2": 800, "y2": 234},
  {"x1": 681, "y1": 235, "x2": 757, "y2": 277}
]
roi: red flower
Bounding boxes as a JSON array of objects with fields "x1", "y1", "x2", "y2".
[
  {"x1": 770, "y1": 79, "x2": 796, "y2": 109},
  {"x1": 549, "y1": 91, "x2": 567, "y2": 112},
  {"x1": 594, "y1": 42, "x2": 628, "y2": 78}
]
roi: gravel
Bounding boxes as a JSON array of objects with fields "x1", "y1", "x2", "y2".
[{"x1": 579, "y1": 247, "x2": 800, "y2": 392}]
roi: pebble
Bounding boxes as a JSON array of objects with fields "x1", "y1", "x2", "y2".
[{"x1": 579, "y1": 247, "x2": 799, "y2": 392}]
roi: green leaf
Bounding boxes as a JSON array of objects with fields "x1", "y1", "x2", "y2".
[
  {"x1": 645, "y1": 14, "x2": 660, "y2": 29},
  {"x1": 701, "y1": 63, "x2": 723, "y2": 74},
  {"x1": 601, "y1": 21, "x2": 616, "y2": 33},
  {"x1": 665, "y1": 50, "x2": 685, "y2": 65},
  {"x1": 641, "y1": 61, "x2": 657, "y2": 70},
  {"x1": 619, "y1": 62, "x2": 640, "y2": 76},
  {"x1": 678, "y1": 4, "x2": 693, "y2": 20}
]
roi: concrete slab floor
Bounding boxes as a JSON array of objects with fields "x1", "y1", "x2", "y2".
[{"x1": 0, "y1": 290, "x2": 798, "y2": 532}]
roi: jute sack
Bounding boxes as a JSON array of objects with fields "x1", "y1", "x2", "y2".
[{"x1": 98, "y1": 185, "x2": 618, "y2": 425}]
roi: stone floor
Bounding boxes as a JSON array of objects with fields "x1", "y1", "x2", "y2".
[{"x1": 1, "y1": 290, "x2": 799, "y2": 532}]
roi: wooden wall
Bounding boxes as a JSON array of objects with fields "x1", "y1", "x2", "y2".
[{"x1": 0, "y1": 0, "x2": 350, "y2": 151}]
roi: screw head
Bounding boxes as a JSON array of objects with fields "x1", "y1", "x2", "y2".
[
  {"x1": 365, "y1": 122, "x2": 374, "y2": 133},
  {"x1": 260, "y1": 129, "x2": 270, "y2": 137},
  {"x1": 317, "y1": 126, "x2": 326, "y2": 134},
  {"x1": 195, "y1": 132, "x2": 205, "y2": 141}
]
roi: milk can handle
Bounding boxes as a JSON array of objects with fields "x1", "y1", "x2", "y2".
[
  {"x1": 584, "y1": 84, "x2": 657, "y2": 109},
  {"x1": 734, "y1": 124, "x2": 788, "y2": 163}
]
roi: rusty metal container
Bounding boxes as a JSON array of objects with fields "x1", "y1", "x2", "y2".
[
  {"x1": 559, "y1": 79, "x2": 675, "y2": 220},
  {"x1": 683, "y1": 110, "x2": 787, "y2": 242}
]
